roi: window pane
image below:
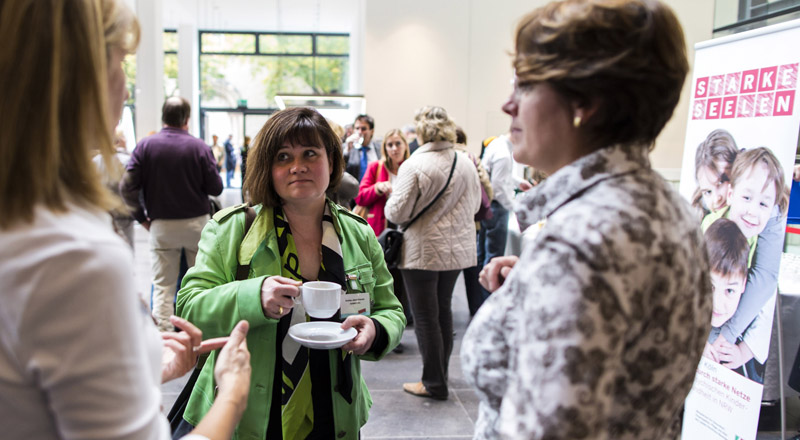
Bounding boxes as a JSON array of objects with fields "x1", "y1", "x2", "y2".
[
  {"x1": 245, "y1": 114, "x2": 270, "y2": 139},
  {"x1": 123, "y1": 53, "x2": 136, "y2": 105},
  {"x1": 164, "y1": 54, "x2": 178, "y2": 98},
  {"x1": 316, "y1": 35, "x2": 349, "y2": 55},
  {"x1": 163, "y1": 31, "x2": 179, "y2": 52},
  {"x1": 200, "y1": 55, "x2": 315, "y2": 108},
  {"x1": 258, "y1": 34, "x2": 312, "y2": 54},
  {"x1": 314, "y1": 57, "x2": 349, "y2": 94},
  {"x1": 201, "y1": 33, "x2": 256, "y2": 53}
]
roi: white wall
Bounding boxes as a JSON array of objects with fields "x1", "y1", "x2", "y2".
[
  {"x1": 364, "y1": 0, "x2": 716, "y2": 170},
  {"x1": 654, "y1": 0, "x2": 715, "y2": 171}
]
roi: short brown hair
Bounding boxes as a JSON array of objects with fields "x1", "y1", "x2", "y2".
[
  {"x1": 705, "y1": 218, "x2": 749, "y2": 279},
  {"x1": 729, "y1": 147, "x2": 790, "y2": 215},
  {"x1": 354, "y1": 114, "x2": 374, "y2": 130},
  {"x1": 513, "y1": 0, "x2": 688, "y2": 149},
  {"x1": 162, "y1": 96, "x2": 191, "y2": 127},
  {"x1": 244, "y1": 107, "x2": 344, "y2": 207}
]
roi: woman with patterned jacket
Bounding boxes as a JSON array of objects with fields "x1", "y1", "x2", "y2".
[
  {"x1": 176, "y1": 107, "x2": 406, "y2": 440},
  {"x1": 462, "y1": 1, "x2": 711, "y2": 439}
]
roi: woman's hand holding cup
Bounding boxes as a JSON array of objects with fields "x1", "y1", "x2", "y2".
[{"x1": 260, "y1": 276, "x2": 301, "y2": 319}]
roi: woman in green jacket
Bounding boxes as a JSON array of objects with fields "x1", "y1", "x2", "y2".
[{"x1": 176, "y1": 107, "x2": 406, "y2": 440}]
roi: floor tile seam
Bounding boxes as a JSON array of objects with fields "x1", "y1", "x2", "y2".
[{"x1": 451, "y1": 387, "x2": 476, "y2": 426}]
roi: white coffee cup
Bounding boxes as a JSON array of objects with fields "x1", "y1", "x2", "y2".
[{"x1": 296, "y1": 281, "x2": 341, "y2": 318}]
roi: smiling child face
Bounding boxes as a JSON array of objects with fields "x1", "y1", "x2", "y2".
[
  {"x1": 710, "y1": 270, "x2": 746, "y2": 327},
  {"x1": 726, "y1": 162, "x2": 776, "y2": 239},
  {"x1": 696, "y1": 164, "x2": 730, "y2": 212}
]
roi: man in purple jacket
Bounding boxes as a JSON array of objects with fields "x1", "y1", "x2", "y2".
[{"x1": 120, "y1": 96, "x2": 222, "y2": 331}]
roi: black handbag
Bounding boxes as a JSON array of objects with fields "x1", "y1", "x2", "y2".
[
  {"x1": 378, "y1": 152, "x2": 458, "y2": 269},
  {"x1": 377, "y1": 228, "x2": 404, "y2": 269},
  {"x1": 167, "y1": 206, "x2": 256, "y2": 434}
]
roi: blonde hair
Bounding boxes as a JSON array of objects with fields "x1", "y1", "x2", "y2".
[
  {"x1": 0, "y1": 0, "x2": 140, "y2": 229},
  {"x1": 381, "y1": 129, "x2": 409, "y2": 172},
  {"x1": 729, "y1": 147, "x2": 790, "y2": 216},
  {"x1": 327, "y1": 118, "x2": 345, "y2": 141},
  {"x1": 414, "y1": 106, "x2": 457, "y2": 144}
]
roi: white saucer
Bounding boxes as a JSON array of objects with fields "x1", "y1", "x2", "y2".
[{"x1": 288, "y1": 322, "x2": 357, "y2": 350}]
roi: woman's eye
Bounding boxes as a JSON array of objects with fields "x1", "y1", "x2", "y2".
[
  {"x1": 276, "y1": 153, "x2": 290, "y2": 161},
  {"x1": 304, "y1": 149, "x2": 318, "y2": 157},
  {"x1": 702, "y1": 190, "x2": 712, "y2": 197},
  {"x1": 726, "y1": 288, "x2": 736, "y2": 297}
]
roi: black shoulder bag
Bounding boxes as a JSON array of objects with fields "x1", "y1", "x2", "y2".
[{"x1": 378, "y1": 152, "x2": 457, "y2": 269}]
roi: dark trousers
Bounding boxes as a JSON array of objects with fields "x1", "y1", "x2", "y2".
[
  {"x1": 462, "y1": 263, "x2": 483, "y2": 316},
  {"x1": 390, "y1": 266, "x2": 413, "y2": 325},
  {"x1": 477, "y1": 201, "x2": 509, "y2": 298},
  {"x1": 401, "y1": 268, "x2": 460, "y2": 398}
]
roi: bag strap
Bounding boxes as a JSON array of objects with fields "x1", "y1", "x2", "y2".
[
  {"x1": 404, "y1": 151, "x2": 458, "y2": 230},
  {"x1": 186, "y1": 206, "x2": 257, "y2": 382},
  {"x1": 235, "y1": 206, "x2": 257, "y2": 281}
]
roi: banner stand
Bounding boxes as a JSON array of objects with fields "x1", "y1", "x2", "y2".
[{"x1": 679, "y1": 17, "x2": 800, "y2": 440}]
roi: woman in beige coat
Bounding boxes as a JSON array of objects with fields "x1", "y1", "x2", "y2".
[{"x1": 385, "y1": 106, "x2": 480, "y2": 400}]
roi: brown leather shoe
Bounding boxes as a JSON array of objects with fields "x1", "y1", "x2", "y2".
[{"x1": 402, "y1": 382, "x2": 447, "y2": 400}]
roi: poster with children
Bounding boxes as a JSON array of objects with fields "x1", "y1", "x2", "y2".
[{"x1": 680, "y1": 19, "x2": 800, "y2": 440}]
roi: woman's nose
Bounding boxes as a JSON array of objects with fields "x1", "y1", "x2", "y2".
[{"x1": 502, "y1": 94, "x2": 517, "y2": 116}]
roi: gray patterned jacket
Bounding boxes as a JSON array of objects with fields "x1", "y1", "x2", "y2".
[{"x1": 461, "y1": 144, "x2": 711, "y2": 439}]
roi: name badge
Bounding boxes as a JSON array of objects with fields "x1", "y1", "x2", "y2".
[{"x1": 340, "y1": 292, "x2": 371, "y2": 318}]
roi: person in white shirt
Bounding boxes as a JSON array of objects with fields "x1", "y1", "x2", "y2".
[
  {"x1": 477, "y1": 134, "x2": 528, "y2": 301},
  {"x1": 0, "y1": 1, "x2": 251, "y2": 439}
]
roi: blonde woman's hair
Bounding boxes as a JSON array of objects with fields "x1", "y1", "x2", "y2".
[
  {"x1": 0, "y1": 0, "x2": 140, "y2": 229},
  {"x1": 327, "y1": 118, "x2": 345, "y2": 141},
  {"x1": 381, "y1": 129, "x2": 409, "y2": 172},
  {"x1": 414, "y1": 106, "x2": 457, "y2": 144}
]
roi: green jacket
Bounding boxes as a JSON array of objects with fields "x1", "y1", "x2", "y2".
[{"x1": 176, "y1": 200, "x2": 405, "y2": 440}]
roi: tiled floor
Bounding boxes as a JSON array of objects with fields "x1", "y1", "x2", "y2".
[{"x1": 133, "y1": 189, "x2": 479, "y2": 439}]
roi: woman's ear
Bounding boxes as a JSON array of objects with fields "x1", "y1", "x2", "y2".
[{"x1": 572, "y1": 98, "x2": 600, "y2": 127}]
